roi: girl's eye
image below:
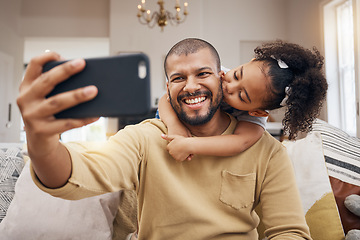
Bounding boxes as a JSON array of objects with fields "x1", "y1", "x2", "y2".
[
  {"x1": 238, "y1": 90, "x2": 245, "y2": 102},
  {"x1": 233, "y1": 71, "x2": 238, "y2": 80}
]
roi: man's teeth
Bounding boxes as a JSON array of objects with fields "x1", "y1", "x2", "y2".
[{"x1": 185, "y1": 97, "x2": 206, "y2": 104}]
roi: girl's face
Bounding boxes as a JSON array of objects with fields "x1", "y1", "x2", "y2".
[{"x1": 222, "y1": 60, "x2": 270, "y2": 114}]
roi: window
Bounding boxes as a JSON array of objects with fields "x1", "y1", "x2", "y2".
[
  {"x1": 60, "y1": 117, "x2": 107, "y2": 142},
  {"x1": 323, "y1": 0, "x2": 359, "y2": 137},
  {"x1": 336, "y1": 0, "x2": 357, "y2": 136}
]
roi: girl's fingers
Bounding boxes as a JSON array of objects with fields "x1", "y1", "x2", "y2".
[{"x1": 161, "y1": 134, "x2": 175, "y2": 142}]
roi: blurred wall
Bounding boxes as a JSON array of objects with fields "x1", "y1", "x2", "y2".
[
  {"x1": 109, "y1": 0, "x2": 323, "y2": 107},
  {"x1": 20, "y1": 0, "x2": 109, "y2": 37},
  {"x1": 0, "y1": 0, "x2": 24, "y2": 142}
]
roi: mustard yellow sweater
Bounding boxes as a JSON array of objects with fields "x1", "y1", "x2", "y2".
[{"x1": 31, "y1": 117, "x2": 311, "y2": 240}]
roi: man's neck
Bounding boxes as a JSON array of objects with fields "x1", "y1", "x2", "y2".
[{"x1": 185, "y1": 110, "x2": 231, "y2": 137}]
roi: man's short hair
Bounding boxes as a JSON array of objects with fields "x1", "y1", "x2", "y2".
[{"x1": 164, "y1": 38, "x2": 221, "y2": 79}]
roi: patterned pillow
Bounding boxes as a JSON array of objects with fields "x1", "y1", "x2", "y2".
[
  {"x1": 312, "y1": 119, "x2": 360, "y2": 234},
  {"x1": 0, "y1": 144, "x2": 25, "y2": 222}
]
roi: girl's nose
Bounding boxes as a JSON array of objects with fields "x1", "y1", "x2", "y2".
[
  {"x1": 224, "y1": 80, "x2": 238, "y2": 95},
  {"x1": 222, "y1": 74, "x2": 230, "y2": 83}
]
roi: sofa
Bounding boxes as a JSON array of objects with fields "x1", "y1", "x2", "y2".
[
  {"x1": 0, "y1": 144, "x2": 137, "y2": 240},
  {"x1": 0, "y1": 119, "x2": 359, "y2": 240}
]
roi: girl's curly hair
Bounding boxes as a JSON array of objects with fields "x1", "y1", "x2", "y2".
[{"x1": 254, "y1": 40, "x2": 328, "y2": 139}]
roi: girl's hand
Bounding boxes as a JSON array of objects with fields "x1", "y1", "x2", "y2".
[{"x1": 161, "y1": 134, "x2": 193, "y2": 161}]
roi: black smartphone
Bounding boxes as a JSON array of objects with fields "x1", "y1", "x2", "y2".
[{"x1": 43, "y1": 53, "x2": 151, "y2": 118}]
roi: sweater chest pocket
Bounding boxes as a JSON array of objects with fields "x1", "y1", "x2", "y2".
[{"x1": 219, "y1": 170, "x2": 256, "y2": 210}]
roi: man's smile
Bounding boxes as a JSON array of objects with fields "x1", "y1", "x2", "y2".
[
  {"x1": 184, "y1": 96, "x2": 206, "y2": 105},
  {"x1": 177, "y1": 91, "x2": 212, "y2": 110}
]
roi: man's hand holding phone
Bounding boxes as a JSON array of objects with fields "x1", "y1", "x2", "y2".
[
  {"x1": 17, "y1": 52, "x2": 98, "y2": 188},
  {"x1": 18, "y1": 52, "x2": 99, "y2": 138},
  {"x1": 17, "y1": 51, "x2": 150, "y2": 188}
]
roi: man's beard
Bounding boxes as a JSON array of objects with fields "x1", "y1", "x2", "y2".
[{"x1": 168, "y1": 84, "x2": 223, "y2": 126}]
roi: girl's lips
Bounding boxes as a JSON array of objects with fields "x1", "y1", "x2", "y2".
[
  {"x1": 222, "y1": 83, "x2": 230, "y2": 95},
  {"x1": 222, "y1": 81, "x2": 227, "y2": 90}
]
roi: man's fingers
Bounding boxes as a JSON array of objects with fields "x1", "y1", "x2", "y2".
[
  {"x1": 39, "y1": 85, "x2": 98, "y2": 117},
  {"x1": 31, "y1": 58, "x2": 86, "y2": 98},
  {"x1": 21, "y1": 52, "x2": 62, "y2": 91}
]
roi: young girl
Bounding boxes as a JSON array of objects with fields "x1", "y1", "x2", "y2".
[{"x1": 159, "y1": 40, "x2": 328, "y2": 161}]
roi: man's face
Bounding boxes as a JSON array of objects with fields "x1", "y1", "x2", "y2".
[{"x1": 166, "y1": 48, "x2": 223, "y2": 126}]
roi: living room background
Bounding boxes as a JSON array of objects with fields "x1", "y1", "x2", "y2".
[{"x1": 1, "y1": 0, "x2": 359, "y2": 142}]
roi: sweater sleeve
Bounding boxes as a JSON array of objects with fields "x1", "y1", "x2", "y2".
[
  {"x1": 259, "y1": 146, "x2": 312, "y2": 240},
  {"x1": 30, "y1": 124, "x2": 147, "y2": 200}
]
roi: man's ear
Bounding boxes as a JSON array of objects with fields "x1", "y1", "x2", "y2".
[
  {"x1": 219, "y1": 70, "x2": 225, "y2": 80},
  {"x1": 248, "y1": 110, "x2": 269, "y2": 117}
]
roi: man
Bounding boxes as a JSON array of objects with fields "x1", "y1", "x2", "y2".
[{"x1": 17, "y1": 38, "x2": 312, "y2": 239}]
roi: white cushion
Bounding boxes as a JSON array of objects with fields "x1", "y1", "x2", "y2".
[
  {"x1": 0, "y1": 161, "x2": 120, "y2": 240},
  {"x1": 282, "y1": 132, "x2": 345, "y2": 239}
]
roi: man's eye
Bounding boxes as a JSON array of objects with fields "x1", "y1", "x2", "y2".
[
  {"x1": 171, "y1": 77, "x2": 184, "y2": 82},
  {"x1": 198, "y1": 72, "x2": 211, "y2": 77}
]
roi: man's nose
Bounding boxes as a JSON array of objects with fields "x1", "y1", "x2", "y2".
[{"x1": 183, "y1": 77, "x2": 200, "y2": 94}]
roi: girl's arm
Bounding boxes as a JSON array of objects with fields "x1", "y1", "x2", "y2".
[
  {"x1": 162, "y1": 121, "x2": 264, "y2": 161},
  {"x1": 158, "y1": 94, "x2": 190, "y2": 137}
]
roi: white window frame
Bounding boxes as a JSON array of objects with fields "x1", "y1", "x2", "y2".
[
  {"x1": 355, "y1": 0, "x2": 360, "y2": 137},
  {"x1": 322, "y1": 0, "x2": 360, "y2": 137}
]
